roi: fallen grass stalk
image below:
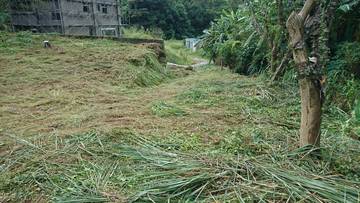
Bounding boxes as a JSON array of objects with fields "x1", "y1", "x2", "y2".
[
  {"x1": 1, "y1": 131, "x2": 359, "y2": 202},
  {"x1": 115, "y1": 137, "x2": 360, "y2": 202}
]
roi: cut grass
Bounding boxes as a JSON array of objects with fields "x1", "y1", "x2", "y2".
[
  {"x1": 134, "y1": 53, "x2": 172, "y2": 87},
  {"x1": 1, "y1": 129, "x2": 359, "y2": 202},
  {"x1": 151, "y1": 101, "x2": 188, "y2": 117},
  {"x1": 119, "y1": 138, "x2": 360, "y2": 202},
  {"x1": 0, "y1": 32, "x2": 175, "y2": 138},
  {"x1": 0, "y1": 33, "x2": 359, "y2": 202}
]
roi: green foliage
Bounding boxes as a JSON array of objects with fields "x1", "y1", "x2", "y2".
[
  {"x1": 183, "y1": 0, "x2": 241, "y2": 36},
  {"x1": 201, "y1": 9, "x2": 268, "y2": 75},
  {"x1": 331, "y1": 0, "x2": 360, "y2": 43},
  {"x1": 201, "y1": 0, "x2": 360, "y2": 116},
  {"x1": 151, "y1": 101, "x2": 187, "y2": 117},
  {"x1": 129, "y1": 0, "x2": 242, "y2": 39},
  {"x1": 338, "y1": 0, "x2": 360, "y2": 12},
  {"x1": 327, "y1": 42, "x2": 360, "y2": 111},
  {"x1": 0, "y1": 31, "x2": 33, "y2": 53},
  {"x1": 122, "y1": 26, "x2": 162, "y2": 39},
  {"x1": 129, "y1": 0, "x2": 192, "y2": 39}
]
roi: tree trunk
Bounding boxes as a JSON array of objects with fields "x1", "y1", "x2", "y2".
[
  {"x1": 299, "y1": 79, "x2": 321, "y2": 146},
  {"x1": 286, "y1": 0, "x2": 322, "y2": 147}
]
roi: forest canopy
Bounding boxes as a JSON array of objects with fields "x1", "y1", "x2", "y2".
[{"x1": 127, "y1": 0, "x2": 242, "y2": 39}]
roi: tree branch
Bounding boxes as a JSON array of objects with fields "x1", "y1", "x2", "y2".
[{"x1": 299, "y1": 0, "x2": 317, "y2": 21}]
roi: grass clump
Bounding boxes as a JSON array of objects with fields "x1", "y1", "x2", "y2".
[
  {"x1": 151, "y1": 101, "x2": 187, "y2": 117},
  {"x1": 0, "y1": 31, "x2": 33, "y2": 53},
  {"x1": 134, "y1": 53, "x2": 173, "y2": 87}
]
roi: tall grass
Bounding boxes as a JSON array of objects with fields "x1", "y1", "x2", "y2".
[{"x1": 122, "y1": 27, "x2": 162, "y2": 39}]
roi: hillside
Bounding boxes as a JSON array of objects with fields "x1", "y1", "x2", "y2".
[
  {"x1": 0, "y1": 33, "x2": 359, "y2": 202},
  {"x1": 0, "y1": 32, "x2": 173, "y2": 137}
]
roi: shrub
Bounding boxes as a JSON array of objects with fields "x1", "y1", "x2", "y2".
[{"x1": 201, "y1": 9, "x2": 269, "y2": 75}]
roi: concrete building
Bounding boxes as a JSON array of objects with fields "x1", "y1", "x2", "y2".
[{"x1": 10, "y1": 0, "x2": 122, "y2": 37}]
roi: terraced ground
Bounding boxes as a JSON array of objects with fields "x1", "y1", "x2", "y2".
[{"x1": 0, "y1": 32, "x2": 359, "y2": 202}]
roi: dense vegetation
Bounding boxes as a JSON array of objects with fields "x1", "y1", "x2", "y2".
[
  {"x1": 126, "y1": 0, "x2": 242, "y2": 39},
  {"x1": 201, "y1": 0, "x2": 360, "y2": 113}
]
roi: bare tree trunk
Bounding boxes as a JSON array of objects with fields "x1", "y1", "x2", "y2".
[{"x1": 286, "y1": 0, "x2": 322, "y2": 147}]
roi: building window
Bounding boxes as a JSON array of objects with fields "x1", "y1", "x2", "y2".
[
  {"x1": 83, "y1": 3, "x2": 90, "y2": 13},
  {"x1": 52, "y1": 12, "x2": 61, "y2": 20},
  {"x1": 102, "y1": 5, "x2": 108, "y2": 14},
  {"x1": 97, "y1": 4, "x2": 108, "y2": 14},
  {"x1": 54, "y1": 0, "x2": 59, "y2": 9},
  {"x1": 101, "y1": 28, "x2": 116, "y2": 37}
]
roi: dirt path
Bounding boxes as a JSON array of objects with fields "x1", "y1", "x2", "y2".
[{"x1": 166, "y1": 57, "x2": 209, "y2": 69}]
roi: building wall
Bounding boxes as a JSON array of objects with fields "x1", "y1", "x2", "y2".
[
  {"x1": 11, "y1": 12, "x2": 39, "y2": 26},
  {"x1": 11, "y1": 0, "x2": 121, "y2": 37},
  {"x1": 11, "y1": 0, "x2": 62, "y2": 28},
  {"x1": 61, "y1": 0, "x2": 120, "y2": 37}
]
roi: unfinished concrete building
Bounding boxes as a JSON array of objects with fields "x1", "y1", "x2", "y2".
[{"x1": 10, "y1": 0, "x2": 122, "y2": 37}]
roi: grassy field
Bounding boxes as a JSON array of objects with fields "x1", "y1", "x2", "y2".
[
  {"x1": 122, "y1": 27, "x2": 161, "y2": 40},
  {"x1": 0, "y1": 32, "x2": 359, "y2": 202},
  {"x1": 165, "y1": 40, "x2": 206, "y2": 65}
]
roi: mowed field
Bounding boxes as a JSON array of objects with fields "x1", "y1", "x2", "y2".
[
  {"x1": 0, "y1": 32, "x2": 359, "y2": 202},
  {"x1": 0, "y1": 32, "x2": 172, "y2": 137}
]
